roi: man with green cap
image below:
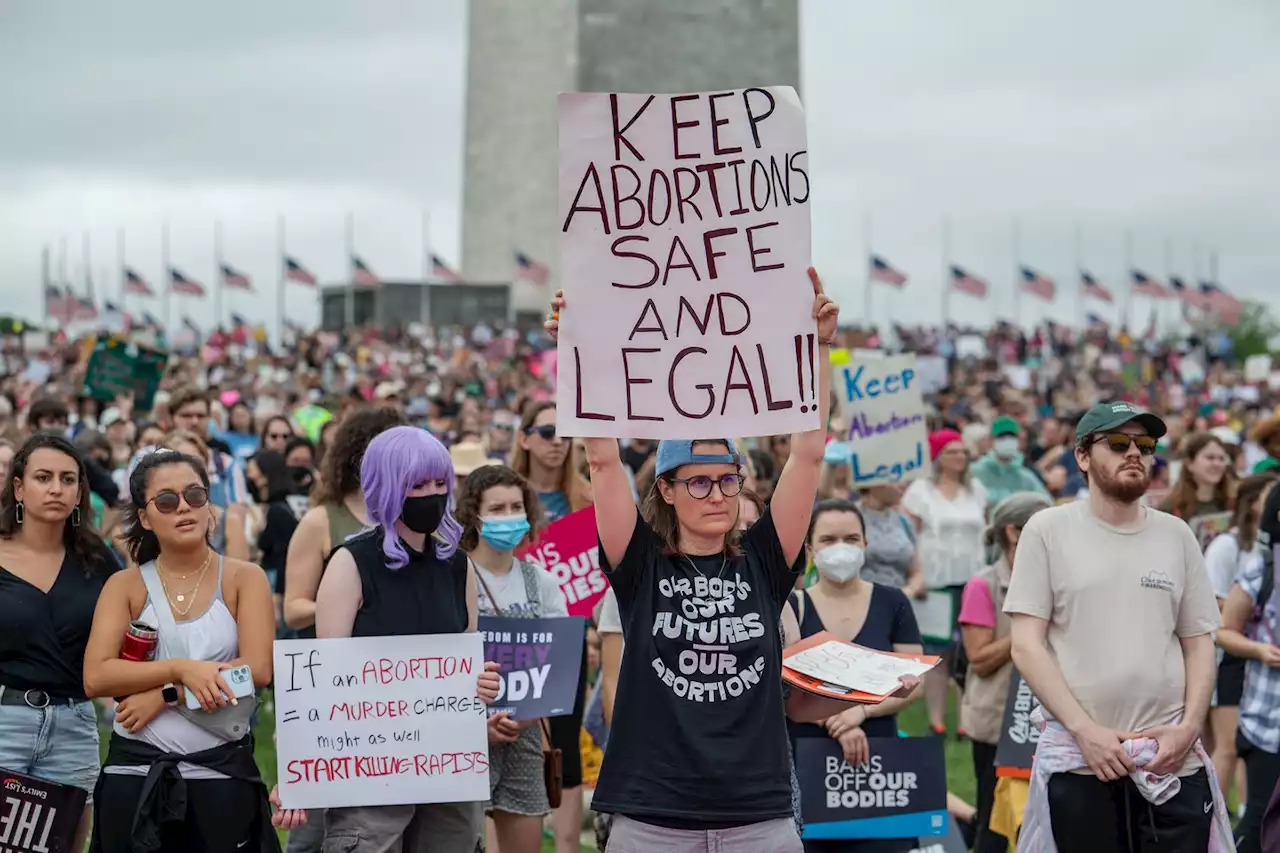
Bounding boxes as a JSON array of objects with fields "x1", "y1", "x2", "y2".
[
  {"x1": 970, "y1": 416, "x2": 1050, "y2": 508},
  {"x1": 1003, "y1": 401, "x2": 1225, "y2": 850}
]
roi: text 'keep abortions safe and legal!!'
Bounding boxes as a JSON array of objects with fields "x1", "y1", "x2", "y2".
[{"x1": 556, "y1": 87, "x2": 818, "y2": 439}]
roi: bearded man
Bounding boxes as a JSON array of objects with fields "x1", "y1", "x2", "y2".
[{"x1": 1004, "y1": 401, "x2": 1223, "y2": 852}]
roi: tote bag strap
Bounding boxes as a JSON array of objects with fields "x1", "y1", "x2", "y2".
[{"x1": 138, "y1": 560, "x2": 190, "y2": 661}]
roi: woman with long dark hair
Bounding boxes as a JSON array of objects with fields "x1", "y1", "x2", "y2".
[
  {"x1": 313, "y1": 426, "x2": 501, "y2": 851},
  {"x1": 1162, "y1": 431, "x2": 1237, "y2": 522},
  {"x1": 0, "y1": 433, "x2": 117, "y2": 852},
  {"x1": 83, "y1": 449, "x2": 289, "y2": 852},
  {"x1": 544, "y1": 269, "x2": 847, "y2": 853}
]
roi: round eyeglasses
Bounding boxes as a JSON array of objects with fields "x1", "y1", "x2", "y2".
[{"x1": 669, "y1": 474, "x2": 744, "y2": 500}]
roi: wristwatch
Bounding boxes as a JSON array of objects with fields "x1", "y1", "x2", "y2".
[{"x1": 161, "y1": 684, "x2": 180, "y2": 705}]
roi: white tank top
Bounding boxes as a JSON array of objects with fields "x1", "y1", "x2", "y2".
[{"x1": 107, "y1": 562, "x2": 240, "y2": 780}]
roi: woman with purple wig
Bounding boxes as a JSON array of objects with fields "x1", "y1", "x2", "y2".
[{"x1": 313, "y1": 426, "x2": 501, "y2": 852}]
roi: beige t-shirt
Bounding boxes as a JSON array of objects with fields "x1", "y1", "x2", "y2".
[{"x1": 1003, "y1": 500, "x2": 1219, "y2": 770}]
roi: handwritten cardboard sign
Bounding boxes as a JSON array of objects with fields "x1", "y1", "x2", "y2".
[
  {"x1": 796, "y1": 736, "x2": 948, "y2": 840},
  {"x1": 518, "y1": 507, "x2": 609, "y2": 619},
  {"x1": 994, "y1": 668, "x2": 1040, "y2": 779},
  {"x1": 478, "y1": 615, "x2": 585, "y2": 720},
  {"x1": 556, "y1": 87, "x2": 817, "y2": 438},
  {"x1": 835, "y1": 353, "x2": 930, "y2": 487},
  {"x1": 273, "y1": 634, "x2": 490, "y2": 809},
  {"x1": 80, "y1": 336, "x2": 168, "y2": 410},
  {"x1": 0, "y1": 768, "x2": 87, "y2": 853}
]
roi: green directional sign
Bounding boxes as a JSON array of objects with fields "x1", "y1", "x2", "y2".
[{"x1": 81, "y1": 336, "x2": 169, "y2": 410}]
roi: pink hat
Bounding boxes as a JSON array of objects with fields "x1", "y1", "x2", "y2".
[{"x1": 929, "y1": 429, "x2": 963, "y2": 461}]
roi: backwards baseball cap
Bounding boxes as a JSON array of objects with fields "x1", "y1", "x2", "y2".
[
  {"x1": 1075, "y1": 401, "x2": 1167, "y2": 445},
  {"x1": 655, "y1": 439, "x2": 742, "y2": 478},
  {"x1": 991, "y1": 416, "x2": 1020, "y2": 437}
]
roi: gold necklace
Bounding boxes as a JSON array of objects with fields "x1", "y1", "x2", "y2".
[{"x1": 157, "y1": 550, "x2": 213, "y2": 615}]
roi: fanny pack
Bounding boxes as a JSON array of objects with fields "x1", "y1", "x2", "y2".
[{"x1": 139, "y1": 559, "x2": 256, "y2": 742}]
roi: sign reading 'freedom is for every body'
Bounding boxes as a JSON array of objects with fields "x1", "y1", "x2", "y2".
[
  {"x1": 556, "y1": 87, "x2": 818, "y2": 438},
  {"x1": 835, "y1": 353, "x2": 931, "y2": 487}
]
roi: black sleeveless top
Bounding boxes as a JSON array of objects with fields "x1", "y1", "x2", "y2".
[
  {"x1": 344, "y1": 528, "x2": 469, "y2": 638},
  {"x1": 785, "y1": 584, "x2": 921, "y2": 741}
]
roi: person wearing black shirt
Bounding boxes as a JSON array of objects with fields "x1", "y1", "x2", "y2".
[
  {"x1": 313, "y1": 426, "x2": 501, "y2": 853},
  {"x1": 543, "y1": 270, "x2": 851, "y2": 853},
  {"x1": 0, "y1": 433, "x2": 118, "y2": 853}
]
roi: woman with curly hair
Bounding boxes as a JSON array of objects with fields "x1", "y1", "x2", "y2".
[{"x1": 282, "y1": 405, "x2": 405, "y2": 638}]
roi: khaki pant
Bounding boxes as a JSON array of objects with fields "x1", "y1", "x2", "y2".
[
  {"x1": 607, "y1": 815, "x2": 803, "y2": 853},
  {"x1": 322, "y1": 801, "x2": 483, "y2": 853}
]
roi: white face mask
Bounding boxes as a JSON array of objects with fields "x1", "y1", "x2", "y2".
[
  {"x1": 993, "y1": 436, "x2": 1019, "y2": 459},
  {"x1": 813, "y1": 543, "x2": 865, "y2": 583}
]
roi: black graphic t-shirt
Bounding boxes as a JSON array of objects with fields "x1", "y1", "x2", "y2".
[{"x1": 592, "y1": 506, "x2": 803, "y2": 826}]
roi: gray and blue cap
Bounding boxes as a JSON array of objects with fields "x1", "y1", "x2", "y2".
[{"x1": 655, "y1": 439, "x2": 743, "y2": 478}]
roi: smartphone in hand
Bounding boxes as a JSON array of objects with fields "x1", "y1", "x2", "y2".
[{"x1": 185, "y1": 663, "x2": 255, "y2": 710}]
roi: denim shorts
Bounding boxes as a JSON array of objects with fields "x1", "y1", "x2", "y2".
[{"x1": 0, "y1": 698, "x2": 101, "y2": 801}]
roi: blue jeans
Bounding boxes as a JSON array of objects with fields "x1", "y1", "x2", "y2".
[{"x1": 0, "y1": 698, "x2": 101, "y2": 801}]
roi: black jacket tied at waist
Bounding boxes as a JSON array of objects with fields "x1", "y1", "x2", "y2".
[{"x1": 93, "y1": 734, "x2": 280, "y2": 853}]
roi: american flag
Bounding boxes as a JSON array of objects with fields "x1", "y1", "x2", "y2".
[
  {"x1": 950, "y1": 265, "x2": 989, "y2": 298},
  {"x1": 103, "y1": 300, "x2": 131, "y2": 330},
  {"x1": 284, "y1": 256, "x2": 317, "y2": 286},
  {"x1": 351, "y1": 255, "x2": 380, "y2": 287},
  {"x1": 141, "y1": 310, "x2": 162, "y2": 329},
  {"x1": 514, "y1": 252, "x2": 550, "y2": 287},
  {"x1": 430, "y1": 254, "x2": 461, "y2": 283},
  {"x1": 869, "y1": 255, "x2": 908, "y2": 287},
  {"x1": 1130, "y1": 270, "x2": 1169, "y2": 299},
  {"x1": 1169, "y1": 277, "x2": 1206, "y2": 311},
  {"x1": 123, "y1": 267, "x2": 154, "y2": 296},
  {"x1": 230, "y1": 312, "x2": 249, "y2": 328},
  {"x1": 170, "y1": 268, "x2": 207, "y2": 297},
  {"x1": 1085, "y1": 312, "x2": 1108, "y2": 328},
  {"x1": 1200, "y1": 281, "x2": 1242, "y2": 320},
  {"x1": 44, "y1": 284, "x2": 71, "y2": 319},
  {"x1": 1080, "y1": 271, "x2": 1114, "y2": 304},
  {"x1": 74, "y1": 292, "x2": 98, "y2": 321},
  {"x1": 220, "y1": 263, "x2": 252, "y2": 290},
  {"x1": 182, "y1": 316, "x2": 202, "y2": 334},
  {"x1": 1019, "y1": 266, "x2": 1056, "y2": 301}
]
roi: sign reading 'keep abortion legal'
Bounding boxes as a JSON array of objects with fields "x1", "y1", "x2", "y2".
[
  {"x1": 835, "y1": 353, "x2": 931, "y2": 487},
  {"x1": 556, "y1": 87, "x2": 818, "y2": 438}
]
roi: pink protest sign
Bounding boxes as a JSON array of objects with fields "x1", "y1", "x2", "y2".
[{"x1": 518, "y1": 507, "x2": 609, "y2": 619}]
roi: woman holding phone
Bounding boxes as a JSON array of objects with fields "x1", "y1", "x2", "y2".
[
  {"x1": 83, "y1": 449, "x2": 288, "y2": 852},
  {"x1": 544, "y1": 269, "x2": 847, "y2": 853}
]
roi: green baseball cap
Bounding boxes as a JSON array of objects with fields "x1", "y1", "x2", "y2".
[
  {"x1": 1075, "y1": 401, "x2": 1167, "y2": 446},
  {"x1": 1253, "y1": 457, "x2": 1280, "y2": 475},
  {"x1": 991, "y1": 416, "x2": 1020, "y2": 437}
]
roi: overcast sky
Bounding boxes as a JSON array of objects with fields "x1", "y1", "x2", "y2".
[{"x1": 2, "y1": 0, "x2": 1278, "y2": 333}]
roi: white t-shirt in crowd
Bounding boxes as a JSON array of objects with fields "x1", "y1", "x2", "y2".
[
  {"x1": 902, "y1": 477, "x2": 989, "y2": 589},
  {"x1": 1003, "y1": 500, "x2": 1220, "y2": 774},
  {"x1": 597, "y1": 587, "x2": 622, "y2": 634},
  {"x1": 474, "y1": 558, "x2": 569, "y2": 618},
  {"x1": 1203, "y1": 530, "x2": 1265, "y2": 600}
]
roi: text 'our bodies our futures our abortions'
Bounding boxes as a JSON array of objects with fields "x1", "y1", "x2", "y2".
[
  {"x1": 556, "y1": 86, "x2": 817, "y2": 439},
  {"x1": 273, "y1": 633, "x2": 491, "y2": 810},
  {"x1": 835, "y1": 354, "x2": 931, "y2": 487}
]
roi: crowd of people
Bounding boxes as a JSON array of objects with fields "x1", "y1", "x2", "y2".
[{"x1": 1, "y1": 273, "x2": 1279, "y2": 853}]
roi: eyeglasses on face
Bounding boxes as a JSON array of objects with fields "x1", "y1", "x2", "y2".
[
  {"x1": 148, "y1": 486, "x2": 211, "y2": 514},
  {"x1": 267, "y1": 432, "x2": 291, "y2": 441},
  {"x1": 525, "y1": 424, "x2": 558, "y2": 440},
  {"x1": 1092, "y1": 432, "x2": 1157, "y2": 456},
  {"x1": 669, "y1": 474, "x2": 744, "y2": 500}
]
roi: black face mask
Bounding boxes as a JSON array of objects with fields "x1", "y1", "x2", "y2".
[{"x1": 401, "y1": 493, "x2": 447, "y2": 535}]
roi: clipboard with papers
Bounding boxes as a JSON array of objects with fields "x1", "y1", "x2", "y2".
[{"x1": 782, "y1": 631, "x2": 941, "y2": 704}]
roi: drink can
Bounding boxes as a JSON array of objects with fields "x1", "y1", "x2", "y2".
[{"x1": 121, "y1": 620, "x2": 158, "y2": 662}]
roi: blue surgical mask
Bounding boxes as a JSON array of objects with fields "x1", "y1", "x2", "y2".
[{"x1": 480, "y1": 514, "x2": 531, "y2": 552}]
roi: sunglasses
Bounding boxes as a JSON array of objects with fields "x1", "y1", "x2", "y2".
[
  {"x1": 669, "y1": 474, "x2": 744, "y2": 500},
  {"x1": 149, "y1": 486, "x2": 211, "y2": 514},
  {"x1": 267, "y1": 432, "x2": 292, "y2": 442},
  {"x1": 1092, "y1": 433, "x2": 1158, "y2": 456},
  {"x1": 525, "y1": 424, "x2": 558, "y2": 440}
]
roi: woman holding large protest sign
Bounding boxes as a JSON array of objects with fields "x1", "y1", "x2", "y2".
[
  {"x1": 456, "y1": 463, "x2": 568, "y2": 853},
  {"x1": 544, "y1": 267, "x2": 841, "y2": 853},
  {"x1": 84, "y1": 448, "x2": 281, "y2": 852},
  {"x1": 0, "y1": 433, "x2": 118, "y2": 853},
  {"x1": 311, "y1": 426, "x2": 501, "y2": 853}
]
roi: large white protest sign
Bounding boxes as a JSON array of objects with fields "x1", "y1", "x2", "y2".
[
  {"x1": 556, "y1": 87, "x2": 818, "y2": 438},
  {"x1": 274, "y1": 633, "x2": 490, "y2": 809},
  {"x1": 836, "y1": 354, "x2": 930, "y2": 487}
]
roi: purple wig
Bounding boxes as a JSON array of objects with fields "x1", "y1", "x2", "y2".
[{"x1": 359, "y1": 426, "x2": 461, "y2": 568}]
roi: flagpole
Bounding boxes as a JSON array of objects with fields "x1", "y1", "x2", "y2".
[
  {"x1": 345, "y1": 212, "x2": 355, "y2": 329},
  {"x1": 162, "y1": 220, "x2": 171, "y2": 333},
  {"x1": 941, "y1": 215, "x2": 952, "y2": 329},
  {"x1": 41, "y1": 245, "x2": 50, "y2": 326},
  {"x1": 117, "y1": 228, "x2": 126, "y2": 310},
  {"x1": 422, "y1": 209, "x2": 432, "y2": 282},
  {"x1": 58, "y1": 235, "x2": 69, "y2": 326},
  {"x1": 1011, "y1": 218, "x2": 1021, "y2": 328},
  {"x1": 1073, "y1": 223, "x2": 1084, "y2": 330},
  {"x1": 277, "y1": 215, "x2": 286, "y2": 349},
  {"x1": 83, "y1": 231, "x2": 94, "y2": 307},
  {"x1": 862, "y1": 212, "x2": 873, "y2": 326},
  {"x1": 1122, "y1": 229, "x2": 1133, "y2": 335},
  {"x1": 214, "y1": 220, "x2": 224, "y2": 332}
]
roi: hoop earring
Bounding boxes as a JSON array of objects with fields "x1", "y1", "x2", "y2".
[
  {"x1": 71, "y1": 507, "x2": 81, "y2": 528},
  {"x1": 14, "y1": 502, "x2": 22, "y2": 525}
]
